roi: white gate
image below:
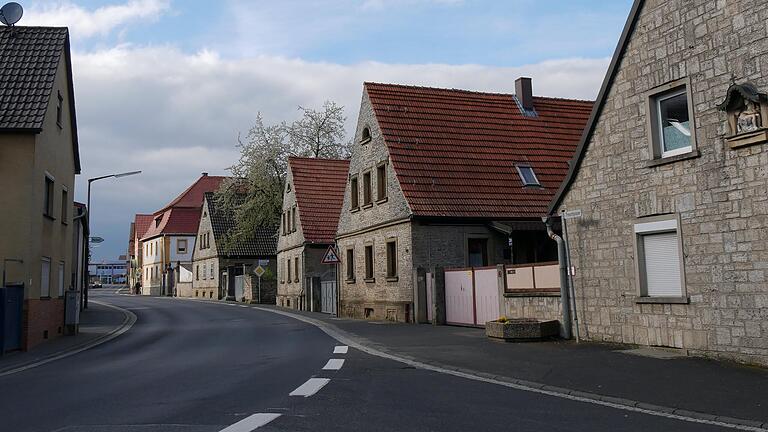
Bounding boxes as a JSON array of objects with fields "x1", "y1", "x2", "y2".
[
  {"x1": 320, "y1": 280, "x2": 336, "y2": 314},
  {"x1": 234, "y1": 275, "x2": 245, "y2": 301},
  {"x1": 474, "y1": 267, "x2": 500, "y2": 325},
  {"x1": 445, "y1": 269, "x2": 474, "y2": 325}
]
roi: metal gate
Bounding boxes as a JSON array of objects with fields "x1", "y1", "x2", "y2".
[
  {"x1": 444, "y1": 267, "x2": 500, "y2": 327},
  {"x1": 320, "y1": 281, "x2": 336, "y2": 314},
  {"x1": 1, "y1": 285, "x2": 24, "y2": 353}
]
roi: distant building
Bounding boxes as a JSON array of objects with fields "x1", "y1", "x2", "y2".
[
  {"x1": 191, "y1": 192, "x2": 277, "y2": 302},
  {"x1": 127, "y1": 214, "x2": 152, "y2": 293},
  {"x1": 277, "y1": 157, "x2": 350, "y2": 312},
  {"x1": 140, "y1": 173, "x2": 226, "y2": 296},
  {"x1": 0, "y1": 27, "x2": 82, "y2": 351},
  {"x1": 88, "y1": 260, "x2": 128, "y2": 285}
]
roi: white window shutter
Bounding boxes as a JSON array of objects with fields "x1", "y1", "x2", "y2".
[{"x1": 643, "y1": 232, "x2": 682, "y2": 297}]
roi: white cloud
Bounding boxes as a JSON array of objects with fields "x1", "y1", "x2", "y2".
[
  {"x1": 24, "y1": 0, "x2": 170, "y2": 38},
  {"x1": 71, "y1": 44, "x2": 608, "y2": 259}
]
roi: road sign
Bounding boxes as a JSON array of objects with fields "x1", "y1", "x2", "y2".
[
  {"x1": 258, "y1": 259, "x2": 269, "y2": 266},
  {"x1": 322, "y1": 245, "x2": 341, "y2": 264},
  {"x1": 563, "y1": 209, "x2": 582, "y2": 220},
  {"x1": 254, "y1": 265, "x2": 265, "y2": 277}
]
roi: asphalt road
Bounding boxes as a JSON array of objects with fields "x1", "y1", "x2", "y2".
[{"x1": 0, "y1": 291, "x2": 736, "y2": 432}]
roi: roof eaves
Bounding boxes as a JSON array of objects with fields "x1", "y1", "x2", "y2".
[{"x1": 547, "y1": 0, "x2": 645, "y2": 215}]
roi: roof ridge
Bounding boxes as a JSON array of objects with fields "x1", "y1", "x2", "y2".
[
  {"x1": 365, "y1": 82, "x2": 592, "y2": 104},
  {"x1": 288, "y1": 156, "x2": 350, "y2": 162}
]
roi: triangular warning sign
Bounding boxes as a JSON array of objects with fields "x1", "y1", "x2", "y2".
[{"x1": 322, "y1": 245, "x2": 341, "y2": 264}]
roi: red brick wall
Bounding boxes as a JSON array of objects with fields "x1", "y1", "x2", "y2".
[{"x1": 23, "y1": 299, "x2": 65, "y2": 350}]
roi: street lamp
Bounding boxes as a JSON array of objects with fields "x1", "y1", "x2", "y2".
[{"x1": 84, "y1": 170, "x2": 141, "y2": 308}]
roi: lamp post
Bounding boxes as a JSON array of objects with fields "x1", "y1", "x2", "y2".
[{"x1": 85, "y1": 170, "x2": 141, "y2": 309}]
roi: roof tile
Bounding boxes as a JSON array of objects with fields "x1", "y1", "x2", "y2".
[{"x1": 289, "y1": 157, "x2": 350, "y2": 244}]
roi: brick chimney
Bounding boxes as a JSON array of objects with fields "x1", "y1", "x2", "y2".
[{"x1": 515, "y1": 77, "x2": 534, "y2": 110}]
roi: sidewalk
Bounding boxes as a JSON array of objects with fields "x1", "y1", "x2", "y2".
[
  {"x1": 268, "y1": 306, "x2": 768, "y2": 426},
  {"x1": 0, "y1": 300, "x2": 130, "y2": 375}
]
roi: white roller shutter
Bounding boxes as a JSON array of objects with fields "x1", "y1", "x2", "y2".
[{"x1": 642, "y1": 232, "x2": 682, "y2": 297}]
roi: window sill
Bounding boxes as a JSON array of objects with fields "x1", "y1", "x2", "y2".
[
  {"x1": 364, "y1": 278, "x2": 376, "y2": 283},
  {"x1": 351, "y1": 207, "x2": 360, "y2": 213},
  {"x1": 376, "y1": 197, "x2": 388, "y2": 204},
  {"x1": 345, "y1": 278, "x2": 356, "y2": 284},
  {"x1": 360, "y1": 137, "x2": 371, "y2": 145},
  {"x1": 385, "y1": 276, "x2": 399, "y2": 282},
  {"x1": 646, "y1": 149, "x2": 700, "y2": 167},
  {"x1": 43, "y1": 214, "x2": 56, "y2": 221},
  {"x1": 635, "y1": 296, "x2": 690, "y2": 304},
  {"x1": 504, "y1": 289, "x2": 560, "y2": 298},
  {"x1": 362, "y1": 203, "x2": 373, "y2": 209},
  {"x1": 40, "y1": 296, "x2": 52, "y2": 300}
]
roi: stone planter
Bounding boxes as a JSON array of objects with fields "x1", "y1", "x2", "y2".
[{"x1": 485, "y1": 318, "x2": 560, "y2": 341}]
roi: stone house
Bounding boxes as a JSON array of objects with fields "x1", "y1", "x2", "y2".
[
  {"x1": 0, "y1": 27, "x2": 82, "y2": 351},
  {"x1": 140, "y1": 173, "x2": 225, "y2": 296},
  {"x1": 192, "y1": 192, "x2": 277, "y2": 302},
  {"x1": 336, "y1": 81, "x2": 592, "y2": 322},
  {"x1": 276, "y1": 157, "x2": 350, "y2": 311},
  {"x1": 550, "y1": 0, "x2": 768, "y2": 366}
]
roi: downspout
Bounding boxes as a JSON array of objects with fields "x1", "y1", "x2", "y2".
[{"x1": 543, "y1": 216, "x2": 572, "y2": 340}]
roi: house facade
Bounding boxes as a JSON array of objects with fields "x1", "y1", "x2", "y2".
[
  {"x1": 0, "y1": 27, "x2": 82, "y2": 351},
  {"x1": 128, "y1": 214, "x2": 152, "y2": 293},
  {"x1": 191, "y1": 193, "x2": 277, "y2": 301},
  {"x1": 276, "y1": 157, "x2": 350, "y2": 311},
  {"x1": 551, "y1": 0, "x2": 768, "y2": 366},
  {"x1": 336, "y1": 81, "x2": 592, "y2": 322},
  {"x1": 140, "y1": 173, "x2": 225, "y2": 296}
]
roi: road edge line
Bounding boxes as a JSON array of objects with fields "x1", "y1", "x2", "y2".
[
  {"x1": 0, "y1": 300, "x2": 137, "y2": 377},
  {"x1": 248, "y1": 305, "x2": 768, "y2": 432}
]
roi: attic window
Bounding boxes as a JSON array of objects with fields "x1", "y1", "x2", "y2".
[
  {"x1": 287, "y1": 183, "x2": 292, "y2": 193},
  {"x1": 361, "y1": 127, "x2": 372, "y2": 144},
  {"x1": 154, "y1": 217, "x2": 161, "y2": 228},
  {"x1": 516, "y1": 164, "x2": 540, "y2": 187}
]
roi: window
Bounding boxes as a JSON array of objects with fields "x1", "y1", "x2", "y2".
[
  {"x1": 515, "y1": 164, "x2": 540, "y2": 187},
  {"x1": 56, "y1": 91, "x2": 63, "y2": 127},
  {"x1": 58, "y1": 261, "x2": 65, "y2": 297},
  {"x1": 346, "y1": 248, "x2": 355, "y2": 281},
  {"x1": 377, "y1": 163, "x2": 387, "y2": 201},
  {"x1": 647, "y1": 79, "x2": 696, "y2": 161},
  {"x1": 282, "y1": 212, "x2": 286, "y2": 235},
  {"x1": 467, "y1": 238, "x2": 489, "y2": 267},
  {"x1": 155, "y1": 217, "x2": 161, "y2": 228},
  {"x1": 41, "y1": 257, "x2": 51, "y2": 298},
  {"x1": 280, "y1": 259, "x2": 284, "y2": 283},
  {"x1": 44, "y1": 175, "x2": 54, "y2": 217},
  {"x1": 386, "y1": 240, "x2": 397, "y2": 279},
  {"x1": 287, "y1": 257, "x2": 292, "y2": 282},
  {"x1": 363, "y1": 171, "x2": 372, "y2": 206},
  {"x1": 361, "y1": 127, "x2": 372, "y2": 144},
  {"x1": 350, "y1": 175, "x2": 359, "y2": 210},
  {"x1": 364, "y1": 244, "x2": 374, "y2": 281},
  {"x1": 210, "y1": 262, "x2": 215, "y2": 279},
  {"x1": 292, "y1": 206, "x2": 297, "y2": 233},
  {"x1": 177, "y1": 239, "x2": 187, "y2": 254},
  {"x1": 61, "y1": 187, "x2": 68, "y2": 223},
  {"x1": 196, "y1": 265, "x2": 199, "y2": 280},
  {"x1": 294, "y1": 257, "x2": 299, "y2": 282},
  {"x1": 634, "y1": 216, "x2": 686, "y2": 299}
]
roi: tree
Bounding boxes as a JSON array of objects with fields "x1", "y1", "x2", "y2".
[{"x1": 215, "y1": 101, "x2": 350, "y2": 250}]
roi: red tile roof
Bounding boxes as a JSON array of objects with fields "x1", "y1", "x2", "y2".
[
  {"x1": 130, "y1": 214, "x2": 153, "y2": 254},
  {"x1": 289, "y1": 157, "x2": 350, "y2": 244},
  {"x1": 141, "y1": 174, "x2": 227, "y2": 240},
  {"x1": 365, "y1": 82, "x2": 593, "y2": 218}
]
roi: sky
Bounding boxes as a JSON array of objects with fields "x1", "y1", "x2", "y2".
[{"x1": 21, "y1": 0, "x2": 634, "y2": 261}]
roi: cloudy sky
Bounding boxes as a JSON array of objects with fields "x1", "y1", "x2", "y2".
[{"x1": 23, "y1": 0, "x2": 633, "y2": 261}]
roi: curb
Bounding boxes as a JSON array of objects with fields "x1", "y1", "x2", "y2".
[{"x1": 0, "y1": 300, "x2": 137, "y2": 378}]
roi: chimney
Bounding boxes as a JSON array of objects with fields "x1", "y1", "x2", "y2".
[
  {"x1": 515, "y1": 77, "x2": 534, "y2": 111},
  {"x1": 201, "y1": 172, "x2": 208, "y2": 177}
]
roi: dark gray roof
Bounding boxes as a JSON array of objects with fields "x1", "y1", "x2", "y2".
[
  {"x1": 204, "y1": 192, "x2": 277, "y2": 257},
  {"x1": 0, "y1": 26, "x2": 81, "y2": 172}
]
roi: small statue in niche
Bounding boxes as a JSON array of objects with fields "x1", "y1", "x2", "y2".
[{"x1": 718, "y1": 82, "x2": 768, "y2": 138}]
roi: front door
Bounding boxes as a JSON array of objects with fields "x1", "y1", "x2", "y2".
[{"x1": 1, "y1": 285, "x2": 23, "y2": 353}]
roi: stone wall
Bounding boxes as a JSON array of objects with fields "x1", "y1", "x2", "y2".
[
  {"x1": 557, "y1": 0, "x2": 768, "y2": 365},
  {"x1": 503, "y1": 295, "x2": 563, "y2": 323}
]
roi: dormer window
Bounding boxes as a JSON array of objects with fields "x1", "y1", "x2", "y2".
[
  {"x1": 361, "y1": 127, "x2": 371, "y2": 144},
  {"x1": 154, "y1": 217, "x2": 161, "y2": 228},
  {"x1": 515, "y1": 164, "x2": 540, "y2": 187}
]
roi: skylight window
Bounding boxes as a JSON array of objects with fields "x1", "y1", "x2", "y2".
[{"x1": 516, "y1": 164, "x2": 540, "y2": 187}]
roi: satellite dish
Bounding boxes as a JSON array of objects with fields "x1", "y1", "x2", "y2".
[{"x1": 0, "y1": 2, "x2": 23, "y2": 26}]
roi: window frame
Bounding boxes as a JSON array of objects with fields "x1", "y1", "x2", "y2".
[
  {"x1": 41, "y1": 257, "x2": 51, "y2": 298},
  {"x1": 385, "y1": 239, "x2": 398, "y2": 280},
  {"x1": 364, "y1": 243, "x2": 375, "y2": 282},
  {"x1": 292, "y1": 206, "x2": 297, "y2": 233},
  {"x1": 345, "y1": 248, "x2": 355, "y2": 282},
  {"x1": 466, "y1": 236, "x2": 490, "y2": 267},
  {"x1": 44, "y1": 173, "x2": 55, "y2": 218},
  {"x1": 632, "y1": 214, "x2": 689, "y2": 304},
  {"x1": 362, "y1": 171, "x2": 372, "y2": 207},
  {"x1": 515, "y1": 164, "x2": 540, "y2": 187},
  {"x1": 376, "y1": 162, "x2": 388, "y2": 202},
  {"x1": 646, "y1": 77, "x2": 698, "y2": 163},
  {"x1": 177, "y1": 239, "x2": 188, "y2": 254},
  {"x1": 350, "y1": 175, "x2": 360, "y2": 211},
  {"x1": 58, "y1": 261, "x2": 65, "y2": 297},
  {"x1": 287, "y1": 256, "x2": 292, "y2": 282},
  {"x1": 61, "y1": 186, "x2": 68, "y2": 224},
  {"x1": 361, "y1": 126, "x2": 372, "y2": 144},
  {"x1": 294, "y1": 256, "x2": 299, "y2": 282}
]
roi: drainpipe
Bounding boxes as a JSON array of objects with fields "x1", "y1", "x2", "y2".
[{"x1": 543, "y1": 216, "x2": 572, "y2": 340}]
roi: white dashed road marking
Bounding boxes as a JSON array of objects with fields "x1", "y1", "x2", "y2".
[
  {"x1": 289, "y1": 378, "x2": 331, "y2": 397},
  {"x1": 219, "y1": 413, "x2": 281, "y2": 432},
  {"x1": 333, "y1": 345, "x2": 348, "y2": 354},
  {"x1": 322, "y1": 359, "x2": 345, "y2": 370}
]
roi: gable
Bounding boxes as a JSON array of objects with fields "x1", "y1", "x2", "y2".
[{"x1": 288, "y1": 157, "x2": 349, "y2": 244}]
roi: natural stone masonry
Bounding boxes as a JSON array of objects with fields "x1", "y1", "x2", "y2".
[{"x1": 556, "y1": 0, "x2": 768, "y2": 365}]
